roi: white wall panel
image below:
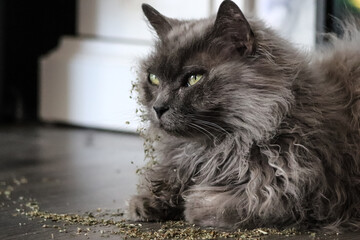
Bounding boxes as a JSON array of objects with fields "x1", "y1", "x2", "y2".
[{"x1": 78, "y1": 0, "x2": 212, "y2": 41}]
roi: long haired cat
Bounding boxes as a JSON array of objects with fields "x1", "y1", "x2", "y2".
[{"x1": 128, "y1": 0, "x2": 360, "y2": 231}]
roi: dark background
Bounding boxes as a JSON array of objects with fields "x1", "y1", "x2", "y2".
[
  {"x1": 0, "y1": 0, "x2": 76, "y2": 122},
  {"x1": 318, "y1": 0, "x2": 360, "y2": 41},
  {"x1": 0, "y1": 0, "x2": 358, "y2": 123}
]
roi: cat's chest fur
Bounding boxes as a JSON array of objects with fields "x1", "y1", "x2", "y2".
[{"x1": 160, "y1": 136, "x2": 251, "y2": 183}]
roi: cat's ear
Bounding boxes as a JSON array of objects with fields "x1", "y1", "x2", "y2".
[
  {"x1": 142, "y1": 4, "x2": 172, "y2": 40},
  {"x1": 213, "y1": 0, "x2": 256, "y2": 55}
]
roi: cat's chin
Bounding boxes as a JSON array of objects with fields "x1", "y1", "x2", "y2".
[
  {"x1": 158, "y1": 122, "x2": 188, "y2": 137},
  {"x1": 157, "y1": 123, "x2": 219, "y2": 141},
  {"x1": 153, "y1": 118, "x2": 225, "y2": 140},
  {"x1": 153, "y1": 120, "x2": 194, "y2": 138}
]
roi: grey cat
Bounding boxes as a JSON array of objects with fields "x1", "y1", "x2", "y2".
[{"x1": 128, "y1": 0, "x2": 360, "y2": 231}]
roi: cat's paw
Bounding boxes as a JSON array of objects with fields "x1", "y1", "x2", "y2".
[
  {"x1": 127, "y1": 194, "x2": 184, "y2": 222},
  {"x1": 184, "y1": 191, "x2": 239, "y2": 228},
  {"x1": 126, "y1": 195, "x2": 159, "y2": 221},
  {"x1": 183, "y1": 192, "x2": 220, "y2": 227}
]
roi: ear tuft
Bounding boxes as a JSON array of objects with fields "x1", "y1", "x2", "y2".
[
  {"x1": 142, "y1": 4, "x2": 172, "y2": 40},
  {"x1": 213, "y1": 0, "x2": 256, "y2": 55}
]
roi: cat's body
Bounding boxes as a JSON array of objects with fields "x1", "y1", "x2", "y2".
[{"x1": 128, "y1": 1, "x2": 360, "y2": 231}]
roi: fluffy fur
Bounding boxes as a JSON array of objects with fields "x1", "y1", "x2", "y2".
[{"x1": 128, "y1": 0, "x2": 360, "y2": 231}]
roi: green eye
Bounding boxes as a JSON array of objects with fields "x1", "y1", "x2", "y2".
[
  {"x1": 187, "y1": 74, "x2": 203, "y2": 86},
  {"x1": 149, "y1": 73, "x2": 160, "y2": 86}
]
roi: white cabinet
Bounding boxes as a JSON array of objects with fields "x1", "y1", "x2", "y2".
[{"x1": 40, "y1": 37, "x2": 149, "y2": 131}]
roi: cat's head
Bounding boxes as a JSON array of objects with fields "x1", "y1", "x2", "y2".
[{"x1": 138, "y1": 0, "x2": 295, "y2": 142}]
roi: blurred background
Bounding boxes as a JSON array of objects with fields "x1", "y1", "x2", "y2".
[{"x1": 0, "y1": 0, "x2": 359, "y2": 133}]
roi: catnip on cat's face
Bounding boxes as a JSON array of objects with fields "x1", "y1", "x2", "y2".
[{"x1": 138, "y1": 2, "x2": 293, "y2": 140}]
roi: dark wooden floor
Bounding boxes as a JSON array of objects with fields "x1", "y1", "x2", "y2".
[{"x1": 0, "y1": 124, "x2": 359, "y2": 240}]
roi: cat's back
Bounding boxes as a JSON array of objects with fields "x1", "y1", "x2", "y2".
[
  {"x1": 314, "y1": 21, "x2": 360, "y2": 85},
  {"x1": 315, "y1": 23, "x2": 360, "y2": 83},
  {"x1": 311, "y1": 22, "x2": 360, "y2": 129}
]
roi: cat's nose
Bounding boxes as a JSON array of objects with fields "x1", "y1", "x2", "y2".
[{"x1": 153, "y1": 105, "x2": 169, "y2": 119}]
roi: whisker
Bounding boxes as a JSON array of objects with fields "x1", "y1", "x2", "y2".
[
  {"x1": 189, "y1": 123, "x2": 214, "y2": 141},
  {"x1": 186, "y1": 112, "x2": 232, "y2": 138},
  {"x1": 191, "y1": 122, "x2": 218, "y2": 140},
  {"x1": 188, "y1": 123, "x2": 209, "y2": 139},
  {"x1": 195, "y1": 119, "x2": 231, "y2": 136}
]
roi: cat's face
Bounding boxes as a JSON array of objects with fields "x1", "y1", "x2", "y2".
[
  {"x1": 138, "y1": 1, "x2": 293, "y2": 141},
  {"x1": 140, "y1": 40, "x2": 234, "y2": 138}
]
